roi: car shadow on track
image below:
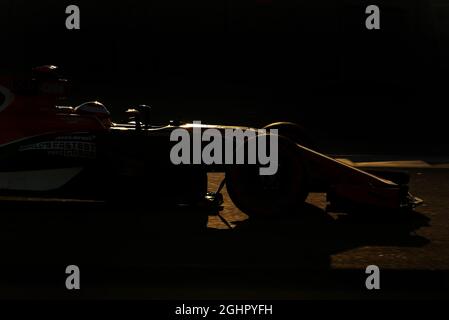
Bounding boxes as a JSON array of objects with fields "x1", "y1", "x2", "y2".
[
  {"x1": 203, "y1": 203, "x2": 430, "y2": 269},
  {"x1": 0, "y1": 199, "x2": 429, "y2": 272}
]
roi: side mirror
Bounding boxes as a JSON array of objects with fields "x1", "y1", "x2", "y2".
[
  {"x1": 125, "y1": 108, "x2": 141, "y2": 131},
  {"x1": 135, "y1": 105, "x2": 151, "y2": 128}
]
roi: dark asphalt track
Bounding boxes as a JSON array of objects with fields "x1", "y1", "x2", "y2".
[{"x1": 0, "y1": 165, "x2": 447, "y2": 299}]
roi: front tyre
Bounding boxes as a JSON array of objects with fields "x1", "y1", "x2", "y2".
[
  {"x1": 226, "y1": 134, "x2": 309, "y2": 218},
  {"x1": 263, "y1": 122, "x2": 313, "y2": 148}
]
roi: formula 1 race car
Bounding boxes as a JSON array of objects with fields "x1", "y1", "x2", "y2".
[{"x1": 0, "y1": 66, "x2": 422, "y2": 217}]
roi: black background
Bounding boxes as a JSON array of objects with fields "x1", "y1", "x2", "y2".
[{"x1": 1, "y1": 0, "x2": 448, "y2": 149}]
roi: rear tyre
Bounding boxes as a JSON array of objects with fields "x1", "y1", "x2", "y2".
[{"x1": 226, "y1": 134, "x2": 309, "y2": 218}]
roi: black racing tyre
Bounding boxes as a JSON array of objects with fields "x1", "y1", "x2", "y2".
[
  {"x1": 263, "y1": 122, "x2": 313, "y2": 149},
  {"x1": 226, "y1": 133, "x2": 309, "y2": 218}
]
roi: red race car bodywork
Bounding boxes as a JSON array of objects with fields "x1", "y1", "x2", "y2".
[{"x1": 0, "y1": 66, "x2": 422, "y2": 217}]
